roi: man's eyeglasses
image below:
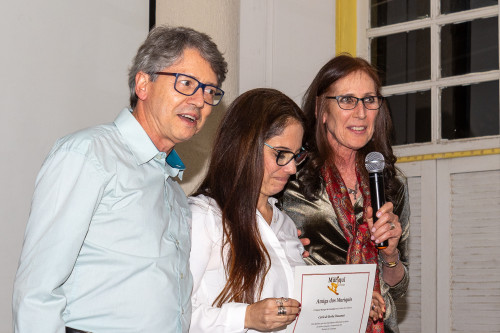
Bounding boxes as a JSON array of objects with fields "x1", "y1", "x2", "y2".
[
  {"x1": 264, "y1": 143, "x2": 307, "y2": 166},
  {"x1": 155, "y1": 72, "x2": 224, "y2": 106},
  {"x1": 325, "y1": 95, "x2": 383, "y2": 110}
]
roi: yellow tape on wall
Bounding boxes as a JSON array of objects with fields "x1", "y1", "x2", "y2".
[
  {"x1": 336, "y1": 0, "x2": 357, "y2": 55},
  {"x1": 397, "y1": 148, "x2": 500, "y2": 163}
]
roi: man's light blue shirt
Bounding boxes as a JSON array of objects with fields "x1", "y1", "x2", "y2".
[{"x1": 13, "y1": 108, "x2": 192, "y2": 332}]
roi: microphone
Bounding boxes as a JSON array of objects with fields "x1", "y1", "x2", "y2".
[{"x1": 365, "y1": 152, "x2": 388, "y2": 249}]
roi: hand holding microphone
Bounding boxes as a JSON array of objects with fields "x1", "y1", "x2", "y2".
[{"x1": 365, "y1": 152, "x2": 389, "y2": 249}]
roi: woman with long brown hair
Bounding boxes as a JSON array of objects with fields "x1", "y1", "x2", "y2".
[
  {"x1": 282, "y1": 54, "x2": 410, "y2": 333},
  {"x1": 189, "y1": 88, "x2": 307, "y2": 332}
]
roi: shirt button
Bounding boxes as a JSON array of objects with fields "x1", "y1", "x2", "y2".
[{"x1": 180, "y1": 273, "x2": 184, "y2": 279}]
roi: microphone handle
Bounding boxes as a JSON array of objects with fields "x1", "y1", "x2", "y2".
[{"x1": 369, "y1": 172, "x2": 388, "y2": 249}]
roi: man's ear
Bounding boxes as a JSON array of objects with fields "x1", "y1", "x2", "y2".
[{"x1": 135, "y1": 71, "x2": 150, "y2": 101}]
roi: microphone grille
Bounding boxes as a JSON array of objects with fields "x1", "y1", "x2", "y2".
[{"x1": 365, "y1": 152, "x2": 385, "y2": 173}]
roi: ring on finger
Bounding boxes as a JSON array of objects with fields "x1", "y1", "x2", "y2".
[
  {"x1": 278, "y1": 305, "x2": 287, "y2": 316},
  {"x1": 389, "y1": 222, "x2": 396, "y2": 230},
  {"x1": 372, "y1": 305, "x2": 376, "y2": 310},
  {"x1": 276, "y1": 298, "x2": 283, "y2": 306},
  {"x1": 281, "y1": 297, "x2": 289, "y2": 303}
]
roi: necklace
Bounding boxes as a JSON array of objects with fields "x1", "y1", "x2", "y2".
[{"x1": 347, "y1": 183, "x2": 358, "y2": 200}]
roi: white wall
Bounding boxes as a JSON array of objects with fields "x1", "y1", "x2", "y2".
[
  {"x1": 239, "y1": 0, "x2": 335, "y2": 104},
  {"x1": 0, "y1": 1, "x2": 148, "y2": 329}
]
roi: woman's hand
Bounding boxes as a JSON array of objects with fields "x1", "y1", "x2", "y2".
[
  {"x1": 367, "y1": 202, "x2": 405, "y2": 286},
  {"x1": 245, "y1": 297, "x2": 301, "y2": 332},
  {"x1": 297, "y1": 229, "x2": 310, "y2": 258},
  {"x1": 369, "y1": 291, "x2": 385, "y2": 322},
  {"x1": 366, "y1": 202, "x2": 401, "y2": 258}
]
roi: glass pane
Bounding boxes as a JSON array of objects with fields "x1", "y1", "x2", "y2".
[
  {"x1": 441, "y1": 80, "x2": 499, "y2": 140},
  {"x1": 371, "y1": 29, "x2": 430, "y2": 86},
  {"x1": 441, "y1": 17, "x2": 499, "y2": 78},
  {"x1": 441, "y1": 0, "x2": 497, "y2": 14},
  {"x1": 371, "y1": 0, "x2": 430, "y2": 27},
  {"x1": 386, "y1": 91, "x2": 431, "y2": 145}
]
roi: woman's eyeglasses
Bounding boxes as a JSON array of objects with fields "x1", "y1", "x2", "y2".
[
  {"x1": 264, "y1": 143, "x2": 307, "y2": 166},
  {"x1": 325, "y1": 95, "x2": 383, "y2": 110}
]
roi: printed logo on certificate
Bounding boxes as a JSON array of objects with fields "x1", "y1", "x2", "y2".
[{"x1": 286, "y1": 264, "x2": 376, "y2": 333}]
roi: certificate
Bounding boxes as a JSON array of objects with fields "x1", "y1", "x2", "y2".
[{"x1": 286, "y1": 264, "x2": 376, "y2": 333}]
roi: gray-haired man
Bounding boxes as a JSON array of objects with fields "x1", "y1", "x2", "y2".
[{"x1": 13, "y1": 26, "x2": 227, "y2": 333}]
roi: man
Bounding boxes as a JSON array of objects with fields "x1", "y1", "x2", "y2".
[{"x1": 13, "y1": 26, "x2": 227, "y2": 333}]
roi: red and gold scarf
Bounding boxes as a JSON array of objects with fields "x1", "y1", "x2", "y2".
[{"x1": 321, "y1": 163, "x2": 384, "y2": 333}]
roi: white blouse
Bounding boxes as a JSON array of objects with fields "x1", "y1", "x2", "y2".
[{"x1": 188, "y1": 194, "x2": 305, "y2": 333}]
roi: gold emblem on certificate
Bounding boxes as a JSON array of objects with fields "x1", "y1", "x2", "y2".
[{"x1": 327, "y1": 276, "x2": 345, "y2": 295}]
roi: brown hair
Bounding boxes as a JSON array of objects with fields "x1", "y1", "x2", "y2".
[
  {"x1": 299, "y1": 54, "x2": 401, "y2": 201},
  {"x1": 194, "y1": 88, "x2": 305, "y2": 306},
  {"x1": 128, "y1": 26, "x2": 227, "y2": 108}
]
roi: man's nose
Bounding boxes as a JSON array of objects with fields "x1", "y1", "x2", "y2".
[{"x1": 188, "y1": 87, "x2": 205, "y2": 108}]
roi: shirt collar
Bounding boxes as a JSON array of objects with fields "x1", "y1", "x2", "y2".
[
  {"x1": 115, "y1": 108, "x2": 158, "y2": 165},
  {"x1": 268, "y1": 197, "x2": 278, "y2": 206},
  {"x1": 115, "y1": 108, "x2": 187, "y2": 179}
]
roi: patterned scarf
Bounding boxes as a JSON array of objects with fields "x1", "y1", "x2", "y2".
[{"x1": 321, "y1": 163, "x2": 384, "y2": 333}]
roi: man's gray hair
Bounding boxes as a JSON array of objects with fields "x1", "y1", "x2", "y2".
[{"x1": 128, "y1": 26, "x2": 228, "y2": 108}]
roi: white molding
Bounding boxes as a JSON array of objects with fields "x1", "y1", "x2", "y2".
[
  {"x1": 419, "y1": 160, "x2": 438, "y2": 333},
  {"x1": 381, "y1": 70, "x2": 500, "y2": 96},
  {"x1": 357, "y1": 0, "x2": 369, "y2": 59},
  {"x1": 436, "y1": 158, "x2": 452, "y2": 333},
  {"x1": 367, "y1": 5, "x2": 498, "y2": 38},
  {"x1": 394, "y1": 137, "x2": 500, "y2": 157},
  {"x1": 397, "y1": 160, "x2": 438, "y2": 333},
  {"x1": 430, "y1": 0, "x2": 439, "y2": 144}
]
